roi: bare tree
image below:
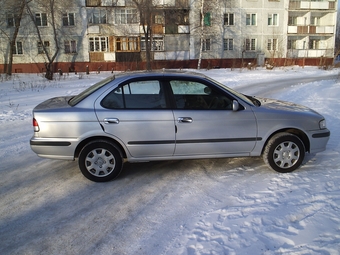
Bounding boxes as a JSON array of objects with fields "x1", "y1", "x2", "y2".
[
  {"x1": 197, "y1": 0, "x2": 214, "y2": 69},
  {"x1": 131, "y1": 0, "x2": 189, "y2": 70},
  {"x1": 266, "y1": 28, "x2": 285, "y2": 69},
  {"x1": 334, "y1": 8, "x2": 340, "y2": 63},
  {"x1": 131, "y1": 0, "x2": 154, "y2": 70},
  {"x1": 26, "y1": 0, "x2": 57, "y2": 80},
  {"x1": 25, "y1": 0, "x2": 73, "y2": 80},
  {"x1": 0, "y1": 0, "x2": 27, "y2": 75},
  {"x1": 197, "y1": 0, "x2": 205, "y2": 69}
]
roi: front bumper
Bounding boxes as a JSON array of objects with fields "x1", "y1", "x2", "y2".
[{"x1": 308, "y1": 129, "x2": 330, "y2": 154}]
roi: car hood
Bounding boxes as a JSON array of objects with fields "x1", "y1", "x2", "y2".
[
  {"x1": 256, "y1": 97, "x2": 320, "y2": 115},
  {"x1": 252, "y1": 97, "x2": 326, "y2": 131}
]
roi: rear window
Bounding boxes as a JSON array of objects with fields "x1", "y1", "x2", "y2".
[{"x1": 69, "y1": 76, "x2": 115, "y2": 106}]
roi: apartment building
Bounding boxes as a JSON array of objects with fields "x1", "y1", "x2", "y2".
[
  {"x1": 0, "y1": 0, "x2": 337, "y2": 73},
  {"x1": 287, "y1": 0, "x2": 337, "y2": 59}
]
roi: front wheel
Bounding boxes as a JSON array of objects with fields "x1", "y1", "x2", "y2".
[
  {"x1": 263, "y1": 133, "x2": 305, "y2": 173},
  {"x1": 78, "y1": 140, "x2": 123, "y2": 182}
]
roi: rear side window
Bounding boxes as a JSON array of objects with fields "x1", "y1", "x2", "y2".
[{"x1": 101, "y1": 80, "x2": 167, "y2": 109}]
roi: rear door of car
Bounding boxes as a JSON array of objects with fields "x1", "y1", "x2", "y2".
[
  {"x1": 169, "y1": 78, "x2": 258, "y2": 156},
  {"x1": 94, "y1": 78, "x2": 176, "y2": 158}
]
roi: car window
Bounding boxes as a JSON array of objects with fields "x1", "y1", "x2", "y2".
[
  {"x1": 170, "y1": 80, "x2": 232, "y2": 110},
  {"x1": 121, "y1": 81, "x2": 160, "y2": 95},
  {"x1": 205, "y1": 76, "x2": 254, "y2": 106},
  {"x1": 69, "y1": 76, "x2": 115, "y2": 106},
  {"x1": 171, "y1": 80, "x2": 207, "y2": 95},
  {"x1": 101, "y1": 80, "x2": 166, "y2": 109}
]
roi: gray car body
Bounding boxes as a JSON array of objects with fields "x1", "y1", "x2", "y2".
[{"x1": 30, "y1": 71, "x2": 330, "y2": 164}]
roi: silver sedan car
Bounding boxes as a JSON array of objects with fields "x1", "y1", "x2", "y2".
[{"x1": 30, "y1": 71, "x2": 330, "y2": 182}]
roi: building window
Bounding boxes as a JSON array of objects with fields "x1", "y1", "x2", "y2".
[
  {"x1": 309, "y1": 39, "x2": 320, "y2": 49},
  {"x1": 224, "y1": 13, "x2": 234, "y2": 26},
  {"x1": 268, "y1": 14, "x2": 278, "y2": 26},
  {"x1": 13, "y1": 41, "x2": 23, "y2": 55},
  {"x1": 267, "y1": 38, "x2": 277, "y2": 50},
  {"x1": 178, "y1": 9, "x2": 189, "y2": 24},
  {"x1": 223, "y1": 38, "x2": 233, "y2": 50},
  {"x1": 87, "y1": 9, "x2": 107, "y2": 24},
  {"x1": 35, "y1": 13, "x2": 48, "y2": 26},
  {"x1": 202, "y1": 13, "x2": 211, "y2": 26},
  {"x1": 116, "y1": 37, "x2": 139, "y2": 51},
  {"x1": 64, "y1": 40, "x2": 77, "y2": 53},
  {"x1": 152, "y1": 37, "x2": 164, "y2": 51},
  {"x1": 141, "y1": 36, "x2": 164, "y2": 51},
  {"x1": 246, "y1": 13, "x2": 256, "y2": 26},
  {"x1": 288, "y1": 39, "x2": 297, "y2": 49},
  {"x1": 38, "y1": 41, "x2": 50, "y2": 54},
  {"x1": 311, "y1": 16, "x2": 320, "y2": 25},
  {"x1": 245, "y1": 38, "x2": 256, "y2": 51},
  {"x1": 63, "y1": 13, "x2": 75, "y2": 26},
  {"x1": 202, "y1": 39, "x2": 211, "y2": 51},
  {"x1": 154, "y1": 14, "x2": 164, "y2": 24},
  {"x1": 115, "y1": 9, "x2": 137, "y2": 24},
  {"x1": 288, "y1": 16, "x2": 297, "y2": 26},
  {"x1": 89, "y1": 37, "x2": 108, "y2": 52},
  {"x1": 7, "y1": 13, "x2": 20, "y2": 27}
]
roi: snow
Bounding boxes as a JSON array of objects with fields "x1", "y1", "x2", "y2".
[{"x1": 0, "y1": 66, "x2": 340, "y2": 255}]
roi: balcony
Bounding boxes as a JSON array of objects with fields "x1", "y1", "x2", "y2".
[
  {"x1": 289, "y1": 0, "x2": 336, "y2": 10},
  {"x1": 85, "y1": 0, "x2": 189, "y2": 7},
  {"x1": 86, "y1": 0, "x2": 101, "y2": 6},
  {"x1": 86, "y1": 0, "x2": 126, "y2": 7},
  {"x1": 288, "y1": 25, "x2": 334, "y2": 34},
  {"x1": 287, "y1": 49, "x2": 333, "y2": 58}
]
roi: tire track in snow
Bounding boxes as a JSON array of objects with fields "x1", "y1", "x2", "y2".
[{"x1": 164, "y1": 168, "x2": 340, "y2": 255}]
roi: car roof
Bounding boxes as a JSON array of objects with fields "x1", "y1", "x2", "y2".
[{"x1": 113, "y1": 69, "x2": 208, "y2": 80}]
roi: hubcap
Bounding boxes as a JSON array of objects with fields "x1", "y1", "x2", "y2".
[
  {"x1": 95, "y1": 157, "x2": 106, "y2": 168},
  {"x1": 273, "y1": 141, "x2": 300, "y2": 169},
  {"x1": 85, "y1": 148, "x2": 115, "y2": 177}
]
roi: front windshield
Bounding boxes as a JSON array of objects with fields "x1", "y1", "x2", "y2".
[
  {"x1": 69, "y1": 76, "x2": 115, "y2": 106},
  {"x1": 205, "y1": 77, "x2": 255, "y2": 106}
]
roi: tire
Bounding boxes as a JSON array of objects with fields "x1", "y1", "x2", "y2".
[
  {"x1": 78, "y1": 140, "x2": 123, "y2": 182},
  {"x1": 263, "y1": 132, "x2": 305, "y2": 173}
]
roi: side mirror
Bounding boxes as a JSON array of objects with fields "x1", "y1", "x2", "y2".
[{"x1": 232, "y1": 100, "x2": 239, "y2": 112}]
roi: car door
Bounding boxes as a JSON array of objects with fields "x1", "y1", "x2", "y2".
[
  {"x1": 95, "y1": 79, "x2": 176, "y2": 158},
  {"x1": 169, "y1": 79, "x2": 258, "y2": 156}
]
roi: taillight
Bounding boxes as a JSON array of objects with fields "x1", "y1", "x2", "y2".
[{"x1": 33, "y1": 118, "x2": 40, "y2": 132}]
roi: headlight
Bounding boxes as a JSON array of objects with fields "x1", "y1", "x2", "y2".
[{"x1": 319, "y1": 119, "x2": 327, "y2": 129}]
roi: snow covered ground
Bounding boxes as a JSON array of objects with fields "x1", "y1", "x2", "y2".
[{"x1": 0, "y1": 66, "x2": 340, "y2": 255}]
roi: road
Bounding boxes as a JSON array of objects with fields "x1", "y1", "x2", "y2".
[{"x1": 0, "y1": 73, "x2": 339, "y2": 255}]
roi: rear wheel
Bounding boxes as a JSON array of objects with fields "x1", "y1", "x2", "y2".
[
  {"x1": 263, "y1": 132, "x2": 305, "y2": 173},
  {"x1": 78, "y1": 140, "x2": 123, "y2": 182}
]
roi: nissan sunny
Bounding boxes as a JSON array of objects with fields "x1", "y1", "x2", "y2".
[{"x1": 30, "y1": 71, "x2": 330, "y2": 182}]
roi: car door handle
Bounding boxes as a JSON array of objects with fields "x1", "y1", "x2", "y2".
[
  {"x1": 178, "y1": 117, "x2": 193, "y2": 123},
  {"x1": 104, "y1": 118, "x2": 119, "y2": 124}
]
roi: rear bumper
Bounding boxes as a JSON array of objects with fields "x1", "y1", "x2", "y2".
[{"x1": 30, "y1": 137, "x2": 76, "y2": 160}]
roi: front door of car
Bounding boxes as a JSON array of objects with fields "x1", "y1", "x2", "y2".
[
  {"x1": 169, "y1": 79, "x2": 257, "y2": 156},
  {"x1": 95, "y1": 79, "x2": 176, "y2": 158}
]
